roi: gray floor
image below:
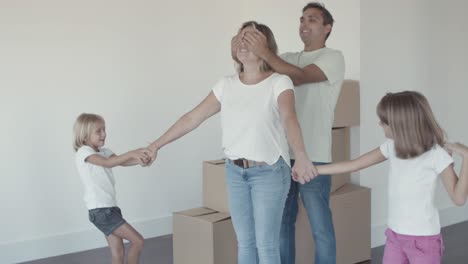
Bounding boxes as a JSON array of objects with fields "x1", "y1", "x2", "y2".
[{"x1": 20, "y1": 220, "x2": 468, "y2": 264}]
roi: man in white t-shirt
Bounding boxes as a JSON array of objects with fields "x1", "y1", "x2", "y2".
[{"x1": 233, "y1": 2, "x2": 345, "y2": 263}]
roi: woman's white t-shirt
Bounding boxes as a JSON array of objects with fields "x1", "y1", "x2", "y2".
[
  {"x1": 212, "y1": 73, "x2": 293, "y2": 166},
  {"x1": 75, "y1": 146, "x2": 117, "y2": 209},
  {"x1": 380, "y1": 139, "x2": 453, "y2": 235}
]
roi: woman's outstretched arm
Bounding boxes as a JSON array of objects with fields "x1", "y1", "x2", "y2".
[{"x1": 148, "y1": 92, "x2": 220, "y2": 162}]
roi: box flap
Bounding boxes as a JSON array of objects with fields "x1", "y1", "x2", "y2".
[
  {"x1": 205, "y1": 159, "x2": 226, "y2": 165},
  {"x1": 174, "y1": 207, "x2": 216, "y2": 217},
  {"x1": 332, "y1": 183, "x2": 370, "y2": 196},
  {"x1": 198, "y1": 212, "x2": 231, "y2": 223},
  {"x1": 341, "y1": 79, "x2": 359, "y2": 90}
]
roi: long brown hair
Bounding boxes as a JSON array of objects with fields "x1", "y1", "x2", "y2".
[
  {"x1": 377, "y1": 91, "x2": 445, "y2": 159},
  {"x1": 237, "y1": 21, "x2": 278, "y2": 73}
]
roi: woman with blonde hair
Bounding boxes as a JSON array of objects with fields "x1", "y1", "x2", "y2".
[
  {"x1": 73, "y1": 113, "x2": 150, "y2": 264},
  {"x1": 147, "y1": 21, "x2": 317, "y2": 263}
]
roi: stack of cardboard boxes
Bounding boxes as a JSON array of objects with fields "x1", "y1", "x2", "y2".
[{"x1": 173, "y1": 80, "x2": 370, "y2": 264}]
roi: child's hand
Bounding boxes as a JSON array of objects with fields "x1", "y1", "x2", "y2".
[
  {"x1": 291, "y1": 153, "x2": 318, "y2": 184},
  {"x1": 445, "y1": 143, "x2": 468, "y2": 157},
  {"x1": 131, "y1": 148, "x2": 152, "y2": 167},
  {"x1": 145, "y1": 143, "x2": 159, "y2": 167},
  {"x1": 140, "y1": 148, "x2": 153, "y2": 167}
]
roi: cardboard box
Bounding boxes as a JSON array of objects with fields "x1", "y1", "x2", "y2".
[
  {"x1": 203, "y1": 128, "x2": 351, "y2": 213},
  {"x1": 295, "y1": 184, "x2": 371, "y2": 264},
  {"x1": 330, "y1": 128, "x2": 351, "y2": 193},
  {"x1": 173, "y1": 207, "x2": 237, "y2": 264},
  {"x1": 203, "y1": 160, "x2": 230, "y2": 213},
  {"x1": 333, "y1": 80, "x2": 360, "y2": 128}
]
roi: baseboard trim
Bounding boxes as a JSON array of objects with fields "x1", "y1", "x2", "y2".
[
  {"x1": 4, "y1": 205, "x2": 468, "y2": 263},
  {"x1": 0, "y1": 214, "x2": 172, "y2": 264}
]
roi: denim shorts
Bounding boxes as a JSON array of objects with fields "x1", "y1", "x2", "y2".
[{"x1": 88, "y1": 207, "x2": 126, "y2": 236}]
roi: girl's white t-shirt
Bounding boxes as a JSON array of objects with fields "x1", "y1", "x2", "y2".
[
  {"x1": 75, "y1": 145, "x2": 117, "y2": 209},
  {"x1": 380, "y1": 139, "x2": 453, "y2": 235},
  {"x1": 212, "y1": 73, "x2": 293, "y2": 166}
]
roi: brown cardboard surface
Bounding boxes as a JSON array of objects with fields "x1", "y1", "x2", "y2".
[
  {"x1": 333, "y1": 80, "x2": 360, "y2": 128},
  {"x1": 173, "y1": 208, "x2": 237, "y2": 264},
  {"x1": 181, "y1": 184, "x2": 370, "y2": 264},
  {"x1": 330, "y1": 128, "x2": 351, "y2": 192},
  {"x1": 203, "y1": 160, "x2": 230, "y2": 213},
  {"x1": 295, "y1": 184, "x2": 371, "y2": 264}
]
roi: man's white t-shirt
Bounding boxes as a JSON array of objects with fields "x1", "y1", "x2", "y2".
[
  {"x1": 281, "y1": 47, "x2": 345, "y2": 162},
  {"x1": 75, "y1": 146, "x2": 117, "y2": 209},
  {"x1": 380, "y1": 139, "x2": 453, "y2": 235},
  {"x1": 212, "y1": 73, "x2": 293, "y2": 166}
]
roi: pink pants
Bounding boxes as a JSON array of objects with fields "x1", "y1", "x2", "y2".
[{"x1": 383, "y1": 228, "x2": 443, "y2": 264}]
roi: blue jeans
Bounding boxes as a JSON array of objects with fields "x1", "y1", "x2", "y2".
[
  {"x1": 225, "y1": 157, "x2": 291, "y2": 264},
  {"x1": 280, "y1": 161, "x2": 336, "y2": 264}
]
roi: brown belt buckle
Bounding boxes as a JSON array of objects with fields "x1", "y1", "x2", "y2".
[{"x1": 233, "y1": 158, "x2": 249, "y2": 169}]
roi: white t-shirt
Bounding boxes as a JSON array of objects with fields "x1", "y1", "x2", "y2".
[
  {"x1": 212, "y1": 73, "x2": 293, "y2": 166},
  {"x1": 380, "y1": 139, "x2": 453, "y2": 235},
  {"x1": 281, "y1": 47, "x2": 345, "y2": 162},
  {"x1": 75, "y1": 145, "x2": 117, "y2": 209}
]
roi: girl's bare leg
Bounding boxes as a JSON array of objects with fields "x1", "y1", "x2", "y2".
[
  {"x1": 112, "y1": 223, "x2": 145, "y2": 264},
  {"x1": 105, "y1": 234, "x2": 125, "y2": 264}
]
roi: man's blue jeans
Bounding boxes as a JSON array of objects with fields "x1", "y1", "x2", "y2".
[
  {"x1": 225, "y1": 157, "x2": 291, "y2": 264},
  {"x1": 280, "y1": 160, "x2": 336, "y2": 264}
]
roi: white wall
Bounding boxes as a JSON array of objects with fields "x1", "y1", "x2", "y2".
[
  {"x1": 361, "y1": 0, "x2": 468, "y2": 247},
  {"x1": 6, "y1": 0, "x2": 468, "y2": 261},
  {"x1": 0, "y1": 0, "x2": 359, "y2": 262}
]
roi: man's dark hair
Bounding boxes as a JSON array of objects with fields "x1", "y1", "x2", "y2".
[{"x1": 302, "y1": 2, "x2": 335, "y2": 39}]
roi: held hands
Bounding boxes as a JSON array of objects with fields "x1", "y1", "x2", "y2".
[
  {"x1": 291, "y1": 153, "x2": 319, "y2": 184},
  {"x1": 131, "y1": 143, "x2": 158, "y2": 168},
  {"x1": 131, "y1": 148, "x2": 153, "y2": 167},
  {"x1": 145, "y1": 142, "x2": 160, "y2": 167}
]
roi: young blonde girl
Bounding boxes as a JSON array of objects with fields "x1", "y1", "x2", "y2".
[
  {"x1": 73, "y1": 113, "x2": 150, "y2": 264},
  {"x1": 316, "y1": 91, "x2": 468, "y2": 264}
]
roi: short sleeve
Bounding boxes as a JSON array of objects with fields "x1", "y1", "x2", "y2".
[
  {"x1": 313, "y1": 50, "x2": 345, "y2": 84},
  {"x1": 212, "y1": 78, "x2": 226, "y2": 103},
  {"x1": 379, "y1": 139, "x2": 392, "y2": 158},
  {"x1": 280, "y1": 52, "x2": 292, "y2": 61},
  {"x1": 432, "y1": 145, "x2": 454, "y2": 174},
  {"x1": 100, "y1": 148, "x2": 114, "y2": 158},
  {"x1": 76, "y1": 146, "x2": 97, "y2": 163},
  {"x1": 273, "y1": 74, "x2": 294, "y2": 100}
]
